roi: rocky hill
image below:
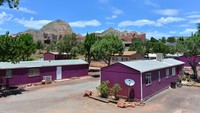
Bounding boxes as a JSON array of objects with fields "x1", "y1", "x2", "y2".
[
  {"x1": 97, "y1": 28, "x2": 146, "y2": 42},
  {"x1": 18, "y1": 20, "x2": 145, "y2": 43},
  {"x1": 18, "y1": 20, "x2": 73, "y2": 42}
]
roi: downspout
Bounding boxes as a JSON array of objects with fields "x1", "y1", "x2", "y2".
[{"x1": 140, "y1": 72, "x2": 143, "y2": 102}]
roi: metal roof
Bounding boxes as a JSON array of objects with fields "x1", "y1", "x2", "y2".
[
  {"x1": 0, "y1": 59, "x2": 88, "y2": 69},
  {"x1": 114, "y1": 51, "x2": 137, "y2": 56},
  {"x1": 120, "y1": 58, "x2": 184, "y2": 73}
]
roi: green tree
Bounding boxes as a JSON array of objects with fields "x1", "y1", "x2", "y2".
[
  {"x1": 197, "y1": 23, "x2": 200, "y2": 34},
  {"x1": 83, "y1": 33, "x2": 98, "y2": 65},
  {"x1": 176, "y1": 34, "x2": 200, "y2": 80},
  {"x1": 152, "y1": 42, "x2": 170, "y2": 54},
  {"x1": 91, "y1": 35, "x2": 124, "y2": 65},
  {"x1": 111, "y1": 84, "x2": 121, "y2": 100},
  {"x1": 36, "y1": 40, "x2": 45, "y2": 50},
  {"x1": 0, "y1": 0, "x2": 19, "y2": 8},
  {"x1": 96, "y1": 81, "x2": 110, "y2": 98},
  {"x1": 167, "y1": 37, "x2": 176, "y2": 43},
  {"x1": 57, "y1": 33, "x2": 77, "y2": 55},
  {"x1": 161, "y1": 37, "x2": 166, "y2": 43},
  {"x1": 150, "y1": 37, "x2": 158, "y2": 42},
  {"x1": 129, "y1": 38, "x2": 145, "y2": 55},
  {"x1": 18, "y1": 34, "x2": 36, "y2": 61},
  {"x1": 0, "y1": 32, "x2": 20, "y2": 63}
]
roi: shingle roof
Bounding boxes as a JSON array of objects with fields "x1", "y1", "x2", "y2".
[
  {"x1": 120, "y1": 58, "x2": 184, "y2": 73},
  {"x1": 0, "y1": 59, "x2": 88, "y2": 69}
]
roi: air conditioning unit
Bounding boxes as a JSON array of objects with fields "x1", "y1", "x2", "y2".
[
  {"x1": 156, "y1": 53, "x2": 164, "y2": 61},
  {"x1": 43, "y1": 76, "x2": 52, "y2": 84}
]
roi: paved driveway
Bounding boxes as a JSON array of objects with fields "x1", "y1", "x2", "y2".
[{"x1": 0, "y1": 77, "x2": 200, "y2": 113}]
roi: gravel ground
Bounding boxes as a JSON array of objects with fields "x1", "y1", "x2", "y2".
[{"x1": 0, "y1": 77, "x2": 200, "y2": 113}]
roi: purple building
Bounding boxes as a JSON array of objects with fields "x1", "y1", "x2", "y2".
[
  {"x1": 177, "y1": 56, "x2": 200, "y2": 67},
  {"x1": 0, "y1": 59, "x2": 88, "y2": 87},
  {"x1": 101, "y1": 58, "x2": 184, "y2": 102},
  {"x1": 44, "y1": 52, "x2": 71, "y2": 60}
]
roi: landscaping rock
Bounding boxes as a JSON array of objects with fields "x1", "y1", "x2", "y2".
[
  {"x1": 117, "y1": 99, "x2": 127, "y2": 108},
  {"x1": 84, "y1": 90, "x2": 92, "y2": 97}
]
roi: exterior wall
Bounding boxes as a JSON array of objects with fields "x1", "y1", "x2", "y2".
[
  {"x1": 44, "y1": 53, "x2": 71, "y2": 60},
  {"x1": 44, "y1": 53, "x2": 55, "y2": 60},
  {"x1": 0, "y1": 64, "x2": 89, "y2": 86},
  {"x1": 101, "y1": 63, "x2": 141, "y2": 100},
  {"x1": 142, "y1": 64, "x2": 184, "y2": 101},
  {"x1": 111, "y1": 53, "x2": 143, "y2": 63},
  {"x1": 62, "y1": 64, "x2": 89, "y2": 78},
  {"x1": 178, "y1": 56, "x2": 200, "y2": 67}
]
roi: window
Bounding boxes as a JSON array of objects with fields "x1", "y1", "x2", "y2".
[
  {"x1": 28, "y1": 69, "x2": 40, "y2": 77},
  {"x1": 166, "y1": 69, "x2": 169, "y2": 79},
  {"x1": 172, "y1": 67, "x2": 176, "y2": 76},
  {"x1": 146, "y1": 73, "x2": 152, "y2": 86},
  {"x1": 6, "y1": 69, "x2": 12, "y2": 78},
  {"x1": 158, "y1": 71, "x2": 161, "y2": 83}
]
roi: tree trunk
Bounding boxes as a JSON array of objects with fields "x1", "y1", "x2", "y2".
[
  {"x1": 108, "y1": 57, "x2": 111, "y2": 66},
  {"x1": 87, "y1": 54, "x2": 91, "y2": 66},
  {"x1": 191, "y1": 65, "x2": 198, "y2": 80}
]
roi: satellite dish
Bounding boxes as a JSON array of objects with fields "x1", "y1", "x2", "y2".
[{"x1": 125, "y1": 79, "x2": 135, "y2": 86}]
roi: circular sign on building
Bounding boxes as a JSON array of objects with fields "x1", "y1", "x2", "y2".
[{"x1": 125, "y1": 79, "x2": 135, "y2": 86}]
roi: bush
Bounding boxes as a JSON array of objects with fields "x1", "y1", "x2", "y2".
[
  {"x1": 96, "y1": 81, "x2": 110, "y2": 98},
  {"x1": 111, "y1": 84, "x2": 121, "y2": 100}
]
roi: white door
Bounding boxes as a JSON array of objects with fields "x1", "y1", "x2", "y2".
[{"x1": 56, "y1": 66, "x2": 62, "y2": 80}]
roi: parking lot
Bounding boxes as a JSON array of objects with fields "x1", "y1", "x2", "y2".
[{"x1": 0, "y1": 77, "x2": 200, "y2": 113}]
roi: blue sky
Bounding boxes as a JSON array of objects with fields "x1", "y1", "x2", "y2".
[{"x1": 0, "y1": 0, "x2": 200, "y2": 39}]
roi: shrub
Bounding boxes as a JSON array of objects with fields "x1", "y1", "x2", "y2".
[
  {"x1": 96, "y1": 81, "x2": 110, "y2": 98},
  {"x1": 111, "y1": 84, "x2": 121, "y2": 100}
]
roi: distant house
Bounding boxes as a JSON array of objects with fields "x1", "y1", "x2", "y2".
[
  {"x1": 101, "y1": 58, "x2": 184, "y2": 102},
  {"x1": 44, "y1": 52, "x2": 71, "y2": 60},
  {"x1": 0, "y1": 59, "x2": 88, "y2": 87},
  {"x1": 111, "y1": 51, "x2": 143, "y2": 63}
]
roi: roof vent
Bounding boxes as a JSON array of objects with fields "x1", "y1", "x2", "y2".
[{"x1": 156, "y1": 53, "x2": 164, "y2": 61}]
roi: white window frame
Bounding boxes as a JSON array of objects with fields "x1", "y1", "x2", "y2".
[
  {"x1": 28, "y1": 68, "x2": 40, "y2": 77},
  {"x1": 172, "y1": 67, "x2": 176, "y2": 76},
  {"x1": 158, "y1": 71, "x2": 161, "y2": 83},
  {"x1": 146, "y1": 73, "x2": 152, "y2": 86},
  {"x1": 166, "y1": 69, "x2": 169, "y2": 79}
]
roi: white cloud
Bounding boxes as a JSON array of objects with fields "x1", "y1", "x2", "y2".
[
  {"x1": 186, "y1": 11, "x2": 199, "y2": 15},
  {"x1": 157, "y1": 17, "x2": 185, "y2": 25},
  {"x1": 118, "y1": 20, "x2": 155, "y2": 27},
  {"x1": 15, "y1": 17, "x2": 52, "y2": 29},
  {"x1": 0, "y1": 12, "x2": 13, "y2": 24},
  {"x1": 94, "y1": 29, "x2": 105, "y2": 33},
  {"x1": 189, "y1": 19, "x2": 200, "y2": 23},
  {"x1": 105, "y1": 8, "x2": 123, "y2": 20},
  {"x1": 0, "y1": 7, "x2": 36, "y2": 14},
  {"x1": 169, "y1": 31, "x2": 176, "y2": 34},
  {"x1": 69, "y1": 20, "x2": 101, "y2": 28},
  {"x1": 153, "y1": 9, "x2": 179, "y2": 16},
  {"x1": 179, "y1": 24, "x2": 189, "y2": 27},
  {"x1": 144, "y1": 0, "x2": 160, "y2": 7},
  {"x1": 187, "y1": 15, "x2": 200, "y2": 19},
  {"x1": 118, "y1": 17, "x2": 185, "y2": 27},
  {"x1": 18, "y1": 7, "x2": 37, "y2": 14},
  {"x1": 112, "y1": 8, "x2": 123, "y2": 15},
  {"x1": 106, "y1": 22, "x2": 115, "y2": 25},
  {"x1": 179, "y1": 28, "x2": 197, "y2": 35},
  {"x1": 146, "y1": 31, "x2": 170, "y2": 39},
  {"x1": 106, "y1": 15, "x2": 118, "y2": 20},
  {"x1": 0, "y1": 27, "x2": 6, "y2": 31}
]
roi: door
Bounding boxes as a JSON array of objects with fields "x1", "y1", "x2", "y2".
[{"x1": 56, "y1": 66, "x2": 62, "y2": 80}]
